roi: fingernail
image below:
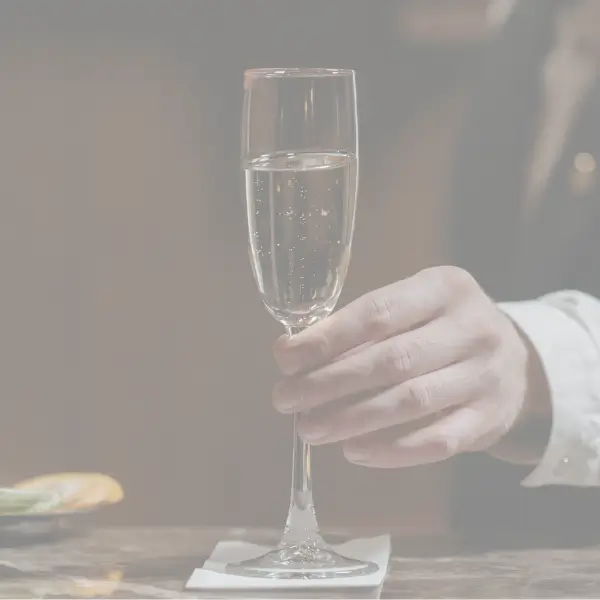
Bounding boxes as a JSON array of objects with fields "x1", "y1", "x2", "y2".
[
  {"x1": 344, "y1": 446, "x2": 372, "y2": 463},
  {"x1": 272, "y1": 383, "x2": 300, "y2": 413},
  {"x1": 273, "y1": 350, "x2": 301, "y2": 376},
  {"x1": 273, "y1": 337, "x2": 313, "y2": 376},
  {"x1": 278, "y1": 360, "x2": 300, "y2": 376},
  {"x1": 300, "y1": 424, "x2": 330, "y2": 443}
]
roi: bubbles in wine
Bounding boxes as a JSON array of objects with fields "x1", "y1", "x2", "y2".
[{"x1": 245, "y1": 151, "x2": 357, "y2": 327}]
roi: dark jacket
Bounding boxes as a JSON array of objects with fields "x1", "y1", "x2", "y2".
[{"x1": 450, "y1": 0, "x2": 600, "y2": 548}]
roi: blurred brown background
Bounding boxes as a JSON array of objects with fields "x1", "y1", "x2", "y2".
[{"x1": 0, "y1": 0, "x2": 491, "y2": 534}]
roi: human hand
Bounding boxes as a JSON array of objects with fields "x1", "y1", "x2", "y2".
[{"x1": 272, "y1": 266, "x2": 550, "y2": 468}]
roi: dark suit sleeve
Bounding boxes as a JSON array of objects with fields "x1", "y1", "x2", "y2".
[{"x1": 447, "y1": 0, "x2": 600, "y2": 550}]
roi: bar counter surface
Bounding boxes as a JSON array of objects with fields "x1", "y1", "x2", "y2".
[{"x1": 1, "y1": 526, "x2": 599, "y2": 598}]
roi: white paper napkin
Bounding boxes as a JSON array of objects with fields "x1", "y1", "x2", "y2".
[{"x1": 185, "y1": 535, "x2": 391, "y2": 593}]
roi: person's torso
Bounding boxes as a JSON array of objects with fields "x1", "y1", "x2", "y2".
[{"x1": 449, "y1": 0, "x2": 600, "y2": 548}]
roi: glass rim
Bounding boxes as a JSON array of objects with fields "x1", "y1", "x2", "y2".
[{"x1": 244, "y1": 67, "x2": 355, "y2": 79}]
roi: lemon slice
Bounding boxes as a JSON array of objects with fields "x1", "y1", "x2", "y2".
[
  {"x1": 13, "y1": 473, "x2": 123, "y2": 512},
  {"x1": 0, "y1": 488, "x2": 61, "y2": 515}
]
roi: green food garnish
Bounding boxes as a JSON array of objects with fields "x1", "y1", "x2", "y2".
[{"x1": 0, "y1": 488, "x2": 61, "y2": 515}]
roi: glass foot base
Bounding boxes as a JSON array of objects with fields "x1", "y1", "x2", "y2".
[{"x1": 226, "y1": 542, "x2": 378, "y2": 580}]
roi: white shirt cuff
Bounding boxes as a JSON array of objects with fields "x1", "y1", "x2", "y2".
[{"x1": 498, "y1": 296, "x2": 600, "y2": 487}]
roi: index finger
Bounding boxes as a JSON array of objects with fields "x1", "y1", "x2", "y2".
[{"x1": 274, "y1": 267, "x2": 451, "y2": 375}]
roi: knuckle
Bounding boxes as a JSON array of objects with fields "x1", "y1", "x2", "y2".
[
  {"x1": 439, "y1": 266, "x2": 477, "y2": 295},
  {"x1": 383, "y1": 341, "x2": 414, "y2": 378},
  {"x1": 480, "y1": 362, "x2": 503, "y2": 392},
  {"x1": 403, "y1": 381, "x2": 433, "y2": 414},
  {"x1": 365, "y1": 294, "x2": 394, "y2": 336},
  {"x1": 476, "y1": 316, "x2": 505, "y2": 351},
  {"x1": 311, "y1": 332, "x2": 331, "y2": 362},
  {"x1": 352, "y1": 356, "x2": 377, "y2": 381}
]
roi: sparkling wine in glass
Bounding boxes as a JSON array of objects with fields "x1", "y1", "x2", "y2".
[{"x1": 228, "y1": 68, "x2": 376, "y2": 580}]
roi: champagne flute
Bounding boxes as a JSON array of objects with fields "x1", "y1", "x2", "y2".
[{"x1": 228, "y1": 67, "x2": 376, "y2": 580}]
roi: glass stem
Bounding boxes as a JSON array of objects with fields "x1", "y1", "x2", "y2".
[{"x1": 280, "y1": 325, "x2": 324, "y2": 549}]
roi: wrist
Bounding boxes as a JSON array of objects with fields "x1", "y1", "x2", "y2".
[{"x1": 486, "y1": 324, "x2": 553, "y2": 465}]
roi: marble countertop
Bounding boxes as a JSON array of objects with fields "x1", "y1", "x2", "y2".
[{"x1": 1, "y1": 525, "x2": 600, "y2": 598}]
